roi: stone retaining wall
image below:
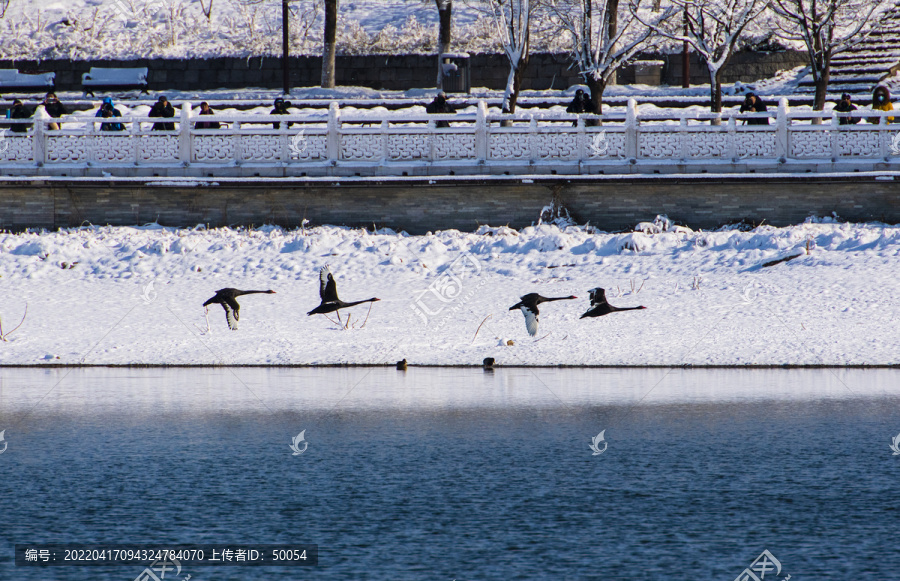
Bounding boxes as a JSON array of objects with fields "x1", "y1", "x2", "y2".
[
  {"x1": 1, "y1": 175, "x2": 896, "y2": 234},
  {"x1": 0, "y1": 51, "x2": 806, "y2": 93}
]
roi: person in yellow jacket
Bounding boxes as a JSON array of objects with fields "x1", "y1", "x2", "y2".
[{"x1": 869, "y1": 85, "x2": 894, "y2": 124}]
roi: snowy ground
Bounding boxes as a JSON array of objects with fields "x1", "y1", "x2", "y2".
[{"x1": 1, "y1": 217, "x2": 898, "y2": 366}]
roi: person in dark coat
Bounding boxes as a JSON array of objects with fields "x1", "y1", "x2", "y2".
[
  {"x1": 834, "y1": 93, "x2": 859, "y2": 125},
  {"x1": 195, "y1": 101, "x2": 220, "y2": 129},
  {"x1": 425, "y1": 92, "x2": 456, "y2": 128},
  {"x1": 7, "y1": 99, "x2": 32, "y2": 133},
  {"x1": 42, "y1": 92, "x2": 67, "y2": 130},
  {"x1": 96, "y1": 97, "x2": 124, "y2": 131},
  {"x1": 566, "y1": 89, "x2": 599, "y2": 126},
  {"x1": 271, "y1": 97, "x2": 293, "y2": 129},
  {"x1": 740, "y1": 93, "x2": 769, "y2": 125},
  {"x1": 149, "y1": 95, "x2": 176, "y2": 130}
]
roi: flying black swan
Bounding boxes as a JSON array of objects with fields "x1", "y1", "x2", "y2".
[
  {"x1": 203, "y1": 288, "x2": 276, "y2": 330},
  {"x1": 307, "y1": 265, "x2": 380, "y2": 322},
  {"x1": 580, "y1": 287, "x2": 647, "y2": 319},
  {"x1": 509, "y1": 293, "x2": 577, "y2": 336}
]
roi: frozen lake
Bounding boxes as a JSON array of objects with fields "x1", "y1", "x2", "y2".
[{"x1": 1, "y1": 368, "x2": 899, "y2": 580}]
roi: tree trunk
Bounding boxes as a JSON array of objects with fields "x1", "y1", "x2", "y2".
[
  {"x1": 813, "y1": 61, "x2": 831, "y2": 112},
  {"x1": 506, "y1": 58, "x2": 528, "y2": 113},
  {"x1": 501, "y1": 55, "x2": 529, "y2": 126},
  {"x1": 586, "y1": 74, "x2": 606, "y2": 116},
  {"x1": 435, "y1": 0, "x2": 452, "y2": 89},
  {"x1": 710, "y1": 68, "x2": 723, "y2": 113},
  {"x1": 282, "y1": 0, "x2": 290, "y2": 95},
  {"x1": 321, "y1": 0, "x2": 338, "y2": 88},
  {"x1": 606, "y1": 0, "x2": 619, "y2": 85}
]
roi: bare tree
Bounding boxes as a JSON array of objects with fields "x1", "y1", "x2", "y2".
[
  {"x1": 771, "y1": 0, "x2": 896, "y2": 111},
  {"x1": 634, "y1": 0, "x2": 766, "y2": 112},
  {"x1": 0, "y1": 0, "x2": 11, "y2": 19},
  {"x1": 435, "y1": 0, "x2": 453, "y2": 88},
  {"x1": 549, "y1": 0, "x2": 677, "y2": 112},
  {"x1": 483, "y1": 0, "x2": 534, "y2": 114},
  {"x1": 321, "y1": 0, "x2": 338, "y2": 87}
]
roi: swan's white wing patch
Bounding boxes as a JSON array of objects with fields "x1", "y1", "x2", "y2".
[
  {"x1": 224, "y1": 303, "x2": 239, "y2": 330},
  {"x1": 520, "y1": 306, "x2": 539, "y2": 336}
]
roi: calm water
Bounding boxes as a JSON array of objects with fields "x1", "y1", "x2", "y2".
[{"x1": 1, "y1": 368, "x2": 899, "y2": 580}]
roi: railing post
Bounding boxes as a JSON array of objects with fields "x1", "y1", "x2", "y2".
[
  {"x1": 776, "y1": 97, "x2": 789, "y2": 161},
  {"x1": 625, "y1": 98, "x2": 638, "y2": 160},
  {"x1": 529, "y1": 116, "x2": 538, "y2": 162},
  {"x1": 327, "y1": 101, "x2": 340, "y2": 161},
  {"x1": 131, "y1": 111, "x2": 141, "y2": 165},
  {"x1": 383, "y1": 119, "x2": 390, "y2": 162},
  {"x1": 577, "y1": 115, "x2": 586, "y2": 162},
  {"x1": 33, "y1": 107, "x2": 47, "y2": 165},
  {"x1": 830, "y1": 110, "x2": 840, "y2": 160},
  {"x1": 678, "y1": 114, "x2": 687, "y2": 161},
  {"x1": 179, "y1": 102, "x2": 192, "y2": 164},
  {"x1": 476, "y1": 100, "x2": 488, "y2": 162},
  {"x1": 234, "y1": 121, "x2": 242, "y2": 164},
  {"x1": 727, "y1": 114, "x2": 737, "y2": 161}
]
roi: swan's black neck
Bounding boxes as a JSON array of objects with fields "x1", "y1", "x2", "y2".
[{"x1": 341, "y1": 298, "x2": 378, "y2": 308}]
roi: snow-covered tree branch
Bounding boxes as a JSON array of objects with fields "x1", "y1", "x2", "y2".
[
  {"x1": 480, "y1": 0, "x2": 535, "y2": 114},
  {"x1": 549, "y1": 0, "x2": 678, "y2": 111},
  {"x1": 632, "y1": 0, "x2": 767, "y2": 112},
  {"x1": 771, "y1": 0, "x2": 896, "y2": 110}
]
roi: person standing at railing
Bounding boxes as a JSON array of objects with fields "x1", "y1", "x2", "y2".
[
  {"x1": 6, "y1": 99, "x2": 32, "y2": 133},
  {"x1": 740, "y1": 93, "x2": 769, "y2": 125},
  {"x1": 149, "y1": 96, "x2": 176, "y2": 131},
  {"x1": 271, "y1": 97, "x2": 294, "y2": 129},
  {"x1": 869, "y1": 86, "x2": 894, "y2": 124},
  {"x1": 42, "y1": 92, "x2": 67, "y2": 130},
  {"x1": 195, "y1": 101, "x2": 221, "y2": 130},
  {"x1": 566, "y1": 89, "x2": 599, "y2": 127},
  {"x1": 834, "y1": 93, "x2": 859, "y2": 125},
  {"x1": 425, "y1": 92, "x2": 456, "y2": 128},
  {"x1": 96, "y1": 97, "x2": 124, "y2": 131}
]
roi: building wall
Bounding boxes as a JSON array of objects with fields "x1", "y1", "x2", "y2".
[
  {"x1": 0, "y1": 176, "x2": 896, "y2": 234},
  {"x1": 1, "y1": 51, "x2": 806, "y2": 93}
]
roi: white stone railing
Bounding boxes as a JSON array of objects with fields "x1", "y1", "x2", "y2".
[{"x1": 1, "y1": 98, "x2": 898, "y2": 176}]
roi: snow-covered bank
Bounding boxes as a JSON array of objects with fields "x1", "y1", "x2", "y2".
[{"x1": 1, "y1": 219, "x2": 898, "y2": 366}]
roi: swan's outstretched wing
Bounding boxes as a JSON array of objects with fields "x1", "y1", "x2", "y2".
[
  {"x1": 588, "y1": 287, "x2": 607, "y2": 306},
  {"x1": 222, "y1": 302, "x2": 239, "y2": 330},
  {"x1": 520, "y1": 305, "x2": 539, "y2": 336},
  {"x1": 319, "y1": 265, "x2": 339, "y2": 302}
]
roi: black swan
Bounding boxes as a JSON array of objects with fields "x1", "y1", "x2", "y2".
[
  {"x1": 307, "y1": 265, "x2": 380, "y2": 322},
  {"x1": 580, "y1": 287, "x2": 646, "y2": 319},
  {"x1": 203, "y1": 288, "x2": 276, "y2": 330},
  {"x1": 509, "y1": 293, "x2": 577, "y2": 336}
]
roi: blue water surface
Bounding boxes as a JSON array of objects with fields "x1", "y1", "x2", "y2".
[{"x1": 0, "y1": 368, "x2": 898, "y2": 580}]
